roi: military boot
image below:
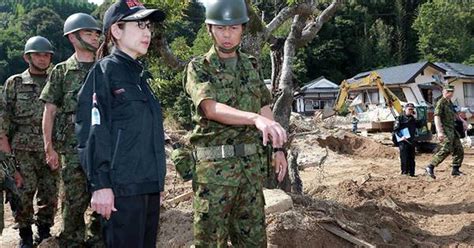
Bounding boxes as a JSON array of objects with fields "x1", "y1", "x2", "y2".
[
  {"x1": 451, "y1": 166, "x2": 465, "y2": 176},
  {"x1": 425, "y1": 164, "x2": 436, "y2": 179},
  {"x1": 18, "y1": 226, "x2": 33, "y2": 248},
  {"x1": 34, "y1": 223, "x2": 52, "y2": 245}
]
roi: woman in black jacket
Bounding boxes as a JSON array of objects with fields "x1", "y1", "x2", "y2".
[
  {"x1": 75, "y1": 1, "x2": 166, "y2": 247},
  {"x1": 393, "y1": 103, "x2": 424, "y2": 177}
]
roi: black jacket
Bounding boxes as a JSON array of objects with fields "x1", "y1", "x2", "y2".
[
  {"x1": 75, "y1": 49, "x2": 166, "y2": 197},
  {"x1": 393, "y1": 114, "x2": 424, "y2": 143}
]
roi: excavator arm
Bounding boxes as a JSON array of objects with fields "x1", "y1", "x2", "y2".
[{"x1": 326, "y1": 72, "x2": 403, "y2": 118}]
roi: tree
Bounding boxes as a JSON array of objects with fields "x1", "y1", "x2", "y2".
[{"x1": 413, "y1": 0, "x2": 474, "y2": 62}]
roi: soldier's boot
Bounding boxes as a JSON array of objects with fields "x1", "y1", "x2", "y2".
[
  {"x1": 34, "y1": 224, "x2": 52, "y2": 245},
  {"x1": 451, "y1": 166, "x2": 465, "y2": 176},
  {"x1": 425, "y1": 164, "x2": 436, "y2": 179},
  {"x1": 18, "y1": 226, "x2": 33, "y2": 248}
]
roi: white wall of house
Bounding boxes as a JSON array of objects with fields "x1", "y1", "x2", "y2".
[{"x1": 408, "y1": 66, "x2": 443, "y2": 106}]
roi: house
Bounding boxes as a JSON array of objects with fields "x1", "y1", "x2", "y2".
[
  {"x1": 294, "y1": 76, "x2": 339, "y2": 114},
  {"x1": 347, "y1": 61, "x2": 446, "y2": 107},
  {"x1": 345, "y1": 61, "x2": 474, "y2": 123},
  {"x1": 435, "y1": 62, "x2": 474, "y2": 113}
]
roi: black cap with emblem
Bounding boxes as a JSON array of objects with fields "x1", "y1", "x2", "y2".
[{"x1": 103, "y1": 0, "x2": 166, "y2": 34}]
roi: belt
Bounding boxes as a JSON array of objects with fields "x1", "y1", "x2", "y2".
[{"x1": 195, "y1": 143, "x2": 259, "y2": 161}]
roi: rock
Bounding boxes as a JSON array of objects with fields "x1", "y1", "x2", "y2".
[
  {"x1": 263, "y1": 189, "x2": 293, "y2": 214},
  {"x1": 376, "y1": 228, "x2": 393, "y2": 243}
]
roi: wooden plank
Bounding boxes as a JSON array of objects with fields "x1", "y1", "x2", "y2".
[
  {"x1": 320, "y1": 223, "x2": 376, "y2": 248},
  {"x1": 165, "y1": 191, "x2": 193, "y2": 205}
]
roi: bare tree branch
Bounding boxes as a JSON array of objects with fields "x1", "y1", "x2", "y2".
[
  {"x1": 297, "y1": 0, "x2": 343, "y2": 48},
  {"x1": 265, "y1": 3, "x2": 317, "y2": 37},
  {"x1": 154, "y1": 35, "x2": 187, "y2": 71}
]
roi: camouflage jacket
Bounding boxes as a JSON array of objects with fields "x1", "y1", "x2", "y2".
[
  {"x1": 434, "y1": 97, "x2": 456, "y2": 136},
  {"x1": 185, "y1": 47, "x2": 272, "y2": 186},
  {"x1": 185, "y1": 46, "x2": 272, "y2": 146},
  {"x1": 40, "y1": 55, "x2": 93, "y2": 153},
  {"x1": 1, "y1": 70, "x2": 48, "y2": 151}
]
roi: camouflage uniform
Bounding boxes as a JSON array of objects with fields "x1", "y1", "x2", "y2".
[
  {"x1": 185, "y1": 47, "x2": 272, "y2": 247},
  {"x1": 430, "y1": 97, "x2": 464, "y2": 167},
  {"x1": 39, "y1": 55, "x2": 102, "y2": 247},
  {"x1": 1, "y1": 70, "x2": 59, "y2": 229}
]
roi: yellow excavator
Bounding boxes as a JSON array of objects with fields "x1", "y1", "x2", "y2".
[
  {"x1": 324, "y1": 72, "x2": 433, "y2": 145},
  {"x1": 330, "y1": 72, "x2": 403, "y2": 118}
]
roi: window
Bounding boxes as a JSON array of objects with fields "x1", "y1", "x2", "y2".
[
  {"x1": 464, "y1": 82, "x2": 474, "y2": 110},
  {"x1": 390, "y1": 88, "x2": 408, "y2": 102}
]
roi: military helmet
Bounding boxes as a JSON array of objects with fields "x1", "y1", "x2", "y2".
[
  {"x1": 24, "y1": 36, "x2": 54, "y2": 55},
  {"x1": 205, "y1": 0, "x2": 249, "y2": 26},
  {"x1": 63, "y1": 13, "x2": 101, "y2": 36}
]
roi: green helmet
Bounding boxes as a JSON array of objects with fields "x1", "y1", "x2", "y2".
[
  {"x1": 63, "y1": 13, "x2": 101, "y2": 36},
  {"x1": 24, "y1": 36, "x2": 54, "y2": 55},
  {"x1": 205, "y1": 0, "x2": 249, "y2": 26}
]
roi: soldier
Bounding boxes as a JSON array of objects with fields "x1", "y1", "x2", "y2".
[
  {"x1": 39, "y1": 13, "x2": 103, "y2": 247},
  {"x1": 0, "y1": 151, "x2": 22, "y2": 236},
  {"x1": 426, "y1": 85, "x2": 465, "y2": 179},
  {"x1": 0, "y1": 36, "x2": 58, "y2": 247},
  {"x1": 75, "y1": 1, "x2": 167, "y2": 246},
  {"x1": 184, "y1": 0, "x2": 288, "y2": 246}
]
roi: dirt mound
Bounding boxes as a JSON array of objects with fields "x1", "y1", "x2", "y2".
[
  {"x1": 158, "y1": 209, "x2": 193, "y2": 247},
  {"x1": 266, "y1": 209, "x2": 352, "y2": 248},
  {"x1": 316, "y1": 132, "x2": 398, "y2": 159}
]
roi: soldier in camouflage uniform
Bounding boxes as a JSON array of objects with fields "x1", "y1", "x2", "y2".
[
  {"x1": 184, "y1": 1, "x2": 288, "y2": 247},
  {"x1": 39, "y1": 13, "x2": 103, "y2": 248},
  {"x1": 426, "y1": 84, "x2": 465, "y2": 179},
  {"x1": 1, "y1": 36, "x2": 58, "y2": 248}
]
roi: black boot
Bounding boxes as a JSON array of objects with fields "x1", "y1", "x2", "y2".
[
  {"x1": 19, "y1": 226, "x2": 33, "y2": 248},
  {"x1": 425, "y1": 165, "x2": 436, "y2": 179},
  {"x1": 34, "y1": 223, "x2": 52, "y2": 245},
  {"x1": 452, "y1": 166, "x2": 465, "y2": 176}
]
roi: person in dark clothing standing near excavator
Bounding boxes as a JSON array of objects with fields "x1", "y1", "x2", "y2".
[{"x1": 394, "y1": 103, "x2": 424, "y2": 177}]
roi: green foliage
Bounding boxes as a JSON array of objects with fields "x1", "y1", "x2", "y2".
[
  {"x1": 413, "y1": 0, "x2": 474, "y2": 62},
  {"x1": 0, "y1": 0, "x2": 95, "y2": 83}
]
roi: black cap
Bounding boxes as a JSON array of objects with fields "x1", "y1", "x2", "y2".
[
  {"x1": 405, "y1": 102, "x2": 415, "y2": 108},
  {"x1": 103, "y1": 0, "x2": 166, "y2": 33}
]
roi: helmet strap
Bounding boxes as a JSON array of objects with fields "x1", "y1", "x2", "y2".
[{"x1": 74, "y1": 32, "x2": 97, "y2": 53}]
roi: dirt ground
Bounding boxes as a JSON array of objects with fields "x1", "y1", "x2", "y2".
[{"x1": 1, "y1": 124, "x2": 473, "y2": 247}]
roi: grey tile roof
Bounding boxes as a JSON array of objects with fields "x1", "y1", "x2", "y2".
[
  {"x1": 349, "y1": 62, "x2": 445, "y2": 85},
  {"x1": 435, "y1": 62, "x2": 474, "y2": 77},
  {"x1": 300, "y1": 76, "x2": 339, "y2": 91}
]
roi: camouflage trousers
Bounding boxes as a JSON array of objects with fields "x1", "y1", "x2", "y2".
[
  {"x1": 193, "y1": 177, "x2": 267, "y2": 248},
  {"x1": 431, "y1": 134, "x2": 464, "y2": 167},
  {"x1": 59, "y1": 153, "x2": 103, "y2": 248},
  {"x1": 14, "y1": 150, "x2": 59, "y2": 228}
]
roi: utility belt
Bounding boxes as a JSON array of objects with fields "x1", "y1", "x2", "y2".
[{"x1": 195, "y1": 143, "x2": 259, "y2": 161}]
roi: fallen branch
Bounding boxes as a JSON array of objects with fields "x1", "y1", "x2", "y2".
[
  {"x1": 165, "y1": 191, "x2": 193, "y2": 206},
  {"x1": 320, "y1": 223, "x2": 375, "y2": 248}
]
